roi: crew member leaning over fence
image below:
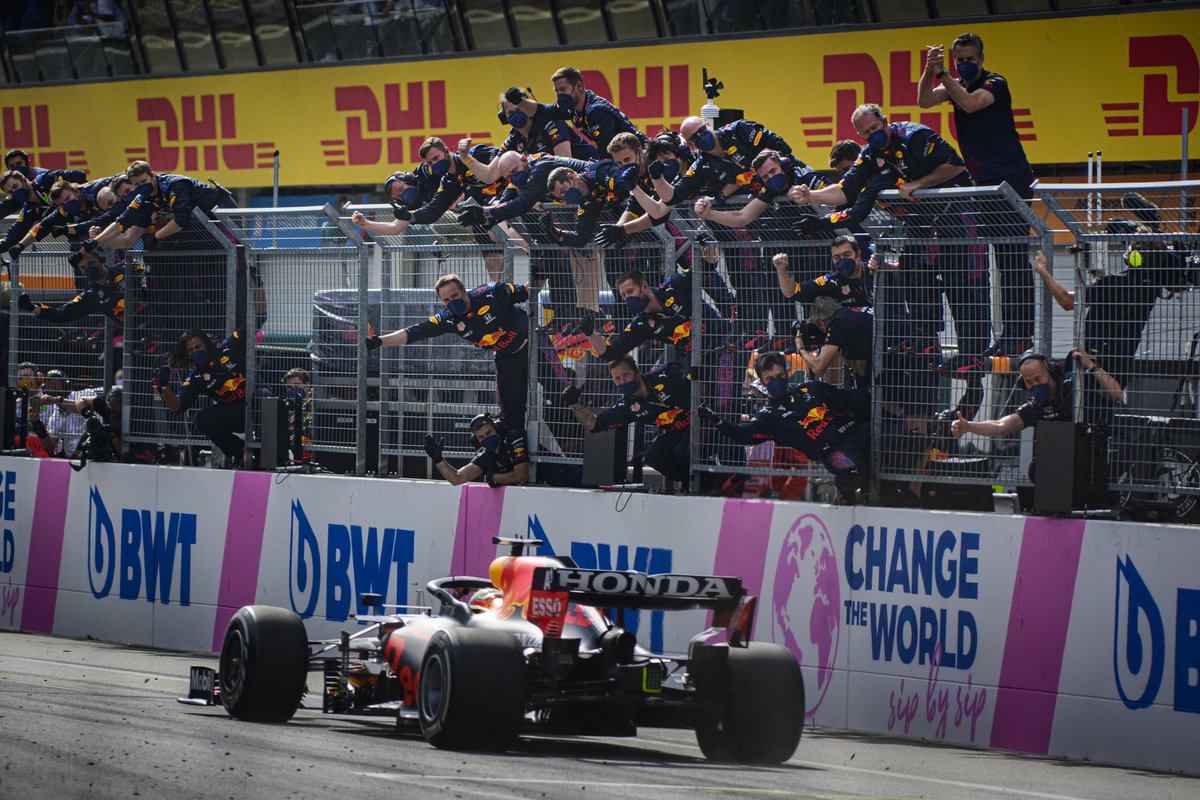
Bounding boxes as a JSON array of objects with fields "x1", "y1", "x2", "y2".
[{"x1": 366, "y1": 275, "x2": 533, "y2": 432}]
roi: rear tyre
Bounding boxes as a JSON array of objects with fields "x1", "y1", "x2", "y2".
[
  {"x1": 694, "y1": 643, "x2": 805, "y2": 763},
  {"x1": 219, "y1": 605, "x2": 308, "y2": 722},
  {"x1": 418, "y1": 628, "x2": 526, "y2": 750}
]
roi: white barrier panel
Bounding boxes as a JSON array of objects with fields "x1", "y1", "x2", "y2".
[{"x1": 2, "y1": 457, "x2": 1196, "y2": 775}]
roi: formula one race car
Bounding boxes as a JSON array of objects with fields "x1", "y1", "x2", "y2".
[{"x1": 181, "y1": 537, "x2": 805, "y2": 763}]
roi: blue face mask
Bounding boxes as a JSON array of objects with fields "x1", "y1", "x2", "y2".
[
  {"x1": 624, "y1": 294, "x2": 646, "y2": 316},
  {"x1": 84, "y1": 265, "x2": 105, "y2": 284},
  {"x1": 190, "y1": 349, "x2": 209, "y2": 369},
  {"x1": 956, "y1": 60, "x2": 981, "y2": 82},
  {"x1": 693, "y1": 129, "x2": 716, "y2": 152},
  {"x1": 562, "y1": 187, "x2": 584, "y2": 206},
  {"x1": 617, "y1": 164, "x2": 639, "y2": 187},
  {"x1": 510, "y1": 169, "x2": 529, "y2": 188},
  {"x1": 399, "y1": 186, "x2": 420, "y2": 206},
  {"x1": 867, "y1": 128, "x2": 889, "y2": 150},
  {"x1": 764, "y1": 173, "x2": 789, "y2": 193},
  {"x1": 429, "y1": 159, "x2": 450, "y2": 177},
  {"x1": 446, "y1": 298, "x2": 468, "y2": 315},
  {"x1": 556, "y1": 92, "x2": 574, "y2": 111},
  {"x1": 660, "y1": 159, "x2": 680, "y2": 181},
  {"x1": 617, "y1": 381, "x2": 639, "y2": 398},
  {"x1": 479, "y1": 434, "x2": 500, "y2": 452},
  {"x1": 62, "y1": 199, "x2": 81, "y2": 216},
  {"x1": 833, "y1": 257, "x2": 858, "y2": 278},
  {"x1": 9, "y1": 187, "x2": 28, "y2": 205},
  {"x1": 507, "y1": 110, "x2": 529, "y2": 128},
  {"x1": 1030, "y1": 383, "x2": 1052, "y2": 405},
  {"x1": 766, "y1": 376, "x2": 789, "y2": 399}
]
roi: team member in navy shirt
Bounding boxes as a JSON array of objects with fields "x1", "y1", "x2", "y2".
[
  {"x1": 366, "y1": 275, "x2": 532, "y2": 430},
  {"x1": 498, "y1": 86, "x2": 600, "y2": 161},
  {"x1": 794, "y1": 104, "x2": 991, "y2": 372},
  {"x1": 157, "y1": 328, "x2": 248, "y2": 466},
  {"x1": 564, "y1": 357, "x2": 692, "y2": 485},
  {"x1": 774, "y1": 235, "x2": 873, "y2": 310},
  {"x1": 803, "y1": 294, "x2": 874, "y2": 411},
  {"x1": 698, "y1": 351, "x2": 868, "y2": 502},
  {"x1": 546, "y1": 67, "x2": 646, "y2": 153},
  {"x1": 1, "y1": 165, "x2": 88, "y2": 255},
  {"x1": 423, "y1": 412, "x2": 530, "y2": 487},
  {"x1": 919, "y1": 32, "x2": 1035, "y2": 356}
]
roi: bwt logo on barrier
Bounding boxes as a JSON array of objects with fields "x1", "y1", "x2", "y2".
[
  {"x1": 1113, "y1": 555, "x2": 1199, "y2": 714},
  {"x1": 1102, "y1": 36, "x2": 1198, "y2": 137},
  {"x1": 124, "y1": 93, "x2": 276, "y2": 172},
  {"x1": 288, "y1": 500, "x2": 414, "y2": 623},
  {"x1": 87, "y1": 488, "x2": 196, "y2": 604},
  {"x1": 1, "y1": 105, "x2": 89, "y2": 172},
  {"x1": 818, "y1": 51, "x2": 1036, "y2": 149},
  {"x1": 0, "y1": 470, "x2": 16, "y2": 575},
  {"x1": 526, "y1": 514, "x2": 672, "y2": 653}
]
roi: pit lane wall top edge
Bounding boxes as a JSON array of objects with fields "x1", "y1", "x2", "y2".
[
  {"x1": 0, "y1": 457, "x2": 1195, "y2": 774},
  {"x1": 0, "y1": 9, "x2": 1196, "y2": 187}
]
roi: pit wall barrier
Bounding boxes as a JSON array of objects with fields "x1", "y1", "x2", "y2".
[{"x1": 0, "y1": 455, "x2": 1195, "y2": 775}]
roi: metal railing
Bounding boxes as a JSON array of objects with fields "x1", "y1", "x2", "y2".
[
  {"x1": 1038, "y1": 181, "x2": 1199, "y2": 521},
  {"x1": 3, "y1": 182, "x2": 1196, "y2": 519}
]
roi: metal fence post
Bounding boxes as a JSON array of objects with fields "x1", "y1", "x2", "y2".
[
  {"x1": 356, "y1": 242, "x2": 374, "y2": 475},
  {"x1": 688, "y1": 232, "x2": 702, "y2": 494}
]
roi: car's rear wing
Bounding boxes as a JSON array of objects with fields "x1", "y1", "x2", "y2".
[{"x1": 530, "y1": 566, "x2": 745, "y2": 612}]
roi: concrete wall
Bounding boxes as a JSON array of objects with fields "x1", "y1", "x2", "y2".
[{"x1": 2, "y1": 458, "x2": 1196, "y2": 774}]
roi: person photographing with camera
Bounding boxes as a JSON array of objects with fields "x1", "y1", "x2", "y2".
[{"x1": 67, "y1": 387, "x2": 123, "y2": 468}]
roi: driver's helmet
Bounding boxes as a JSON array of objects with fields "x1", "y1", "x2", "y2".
[{"x1": 468, "y1": 587, "x2": 503, "y2": 613}]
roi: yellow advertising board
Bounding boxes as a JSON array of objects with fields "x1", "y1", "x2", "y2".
[{"x1": 1, "y1": 9, "x2": 1196, "y2": 188}]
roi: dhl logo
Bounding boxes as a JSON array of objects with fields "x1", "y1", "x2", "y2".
[
  {"x1": 124, "y1": 93, "x2": 275, "y2": 171},
  {"x1": 1102, "y1": 35, "x2": 1198, "y2": 137},
  {"x1": 578, "y1": 65, "x2": 691, "y2": 137},
  {"x1": 818, "y1": 50, "x2": 1035, "y2": 148},
  {"x1": 325, "y1": 80, "x2": 491, "y2": 167},
  {"x1": 1, "y1": 104, "x2": 88, "y2": 172}
]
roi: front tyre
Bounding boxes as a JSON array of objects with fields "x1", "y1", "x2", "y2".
[
  {"x1": 418, "y1": 628, "x2": 526, "y2": 750},
  {"x1": 694, "y1": 643, "x2": 805, "y2": 763},
  {"x1": 219, "y1": 605, "x2": 308, "y2": 722}
]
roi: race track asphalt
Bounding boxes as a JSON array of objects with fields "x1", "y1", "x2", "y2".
[{"x1": 1, "y1": 630, "x2": 1196, "y2": 800}]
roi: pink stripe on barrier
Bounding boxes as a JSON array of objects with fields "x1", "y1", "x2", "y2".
[
  {"x1": 211, "y1": 471, "x2": 273, "y2": 651},
  {"x1": 20, "y1": 460, "x2": 72, "y2": 633},
  {"x1": 989, "y1": 516, "x2": 1086, "y2": 755},
  {"x1": 710, "y1": 499, "x2": 775, "y2": 635},
  {"x1": 450, "y1": 485, "x2": 506, "y2": 576}
]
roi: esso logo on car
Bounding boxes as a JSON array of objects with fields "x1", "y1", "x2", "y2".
[{"x1": 530, "y1": 594, "x2": 564, "y2": 619}]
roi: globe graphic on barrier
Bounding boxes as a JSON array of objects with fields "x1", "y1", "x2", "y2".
[{"x1": 771, "y1": 513, "x2": 841, "y2": 718}]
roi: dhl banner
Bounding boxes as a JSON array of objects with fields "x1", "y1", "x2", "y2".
[{"x1": 1, "y1": 9, "x2": 1196, "y2": 188}]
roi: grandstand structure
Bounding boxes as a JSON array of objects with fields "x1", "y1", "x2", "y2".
[{"x1": 2, "y1": 0, "x2": 1187, "y2": 91}]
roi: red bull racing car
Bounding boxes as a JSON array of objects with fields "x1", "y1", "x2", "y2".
[{"x1": 181, "y1": 538, "x2": 804, "y2": 762}]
